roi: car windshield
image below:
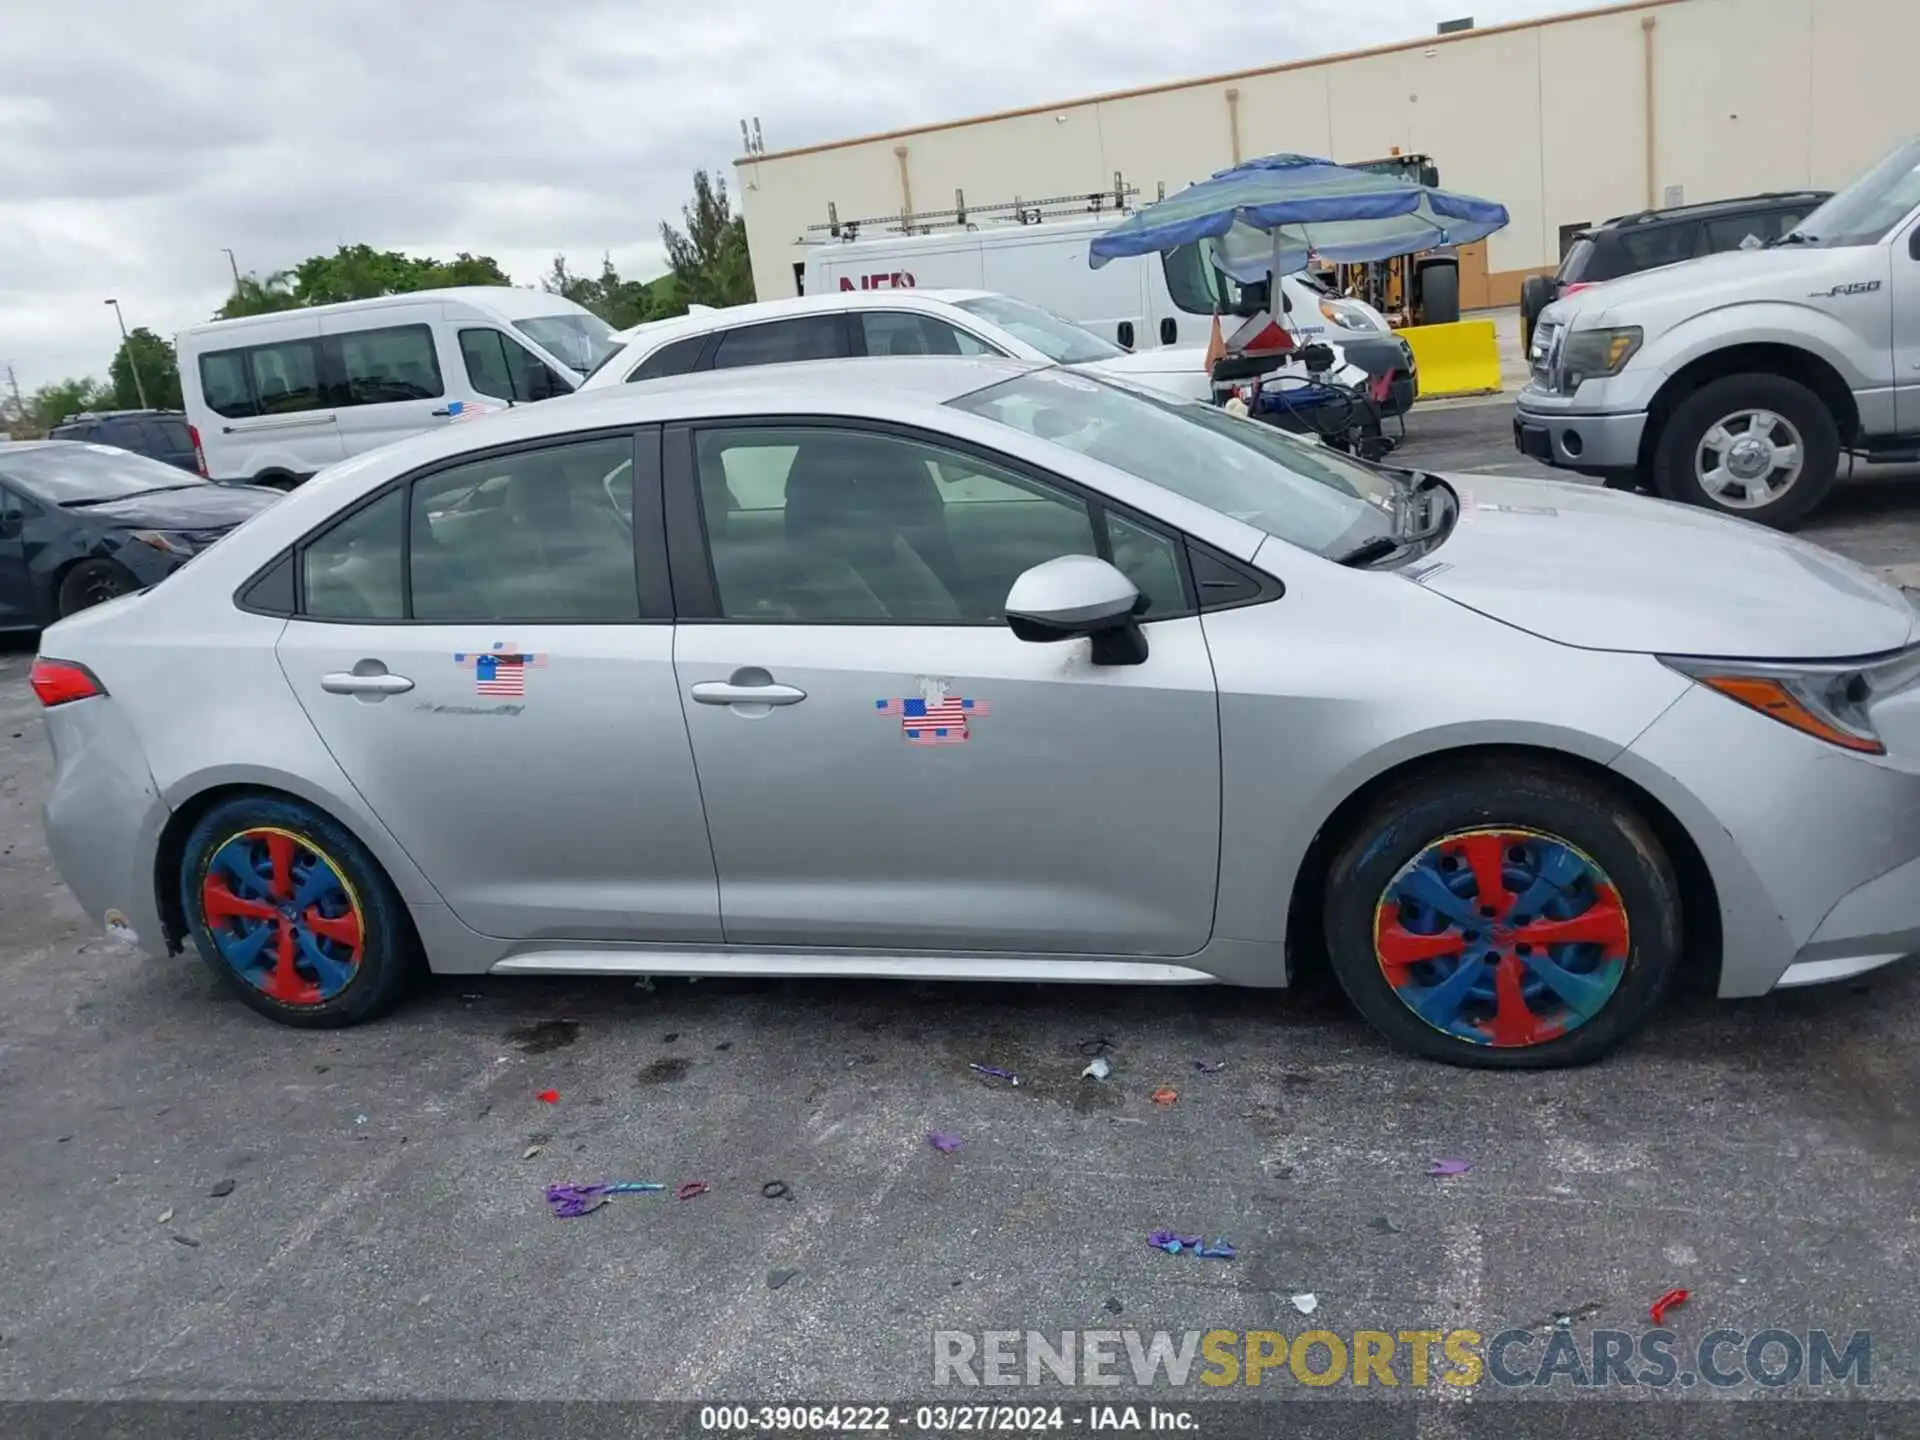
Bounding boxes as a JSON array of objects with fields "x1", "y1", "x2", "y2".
[
  {"x1": 514, "y1": 313, "x2": 622, "y2": 376},
  {"x1": 0, "y1": 443, "x2": 208, "y2": 505},
  {"x1": 950, "y1": 369, "x2": 1399, "y2": 559},
  {"x1": 951, "y1": 295, "x2": 1123, "y2": 365},
  {"x1": 1794, "y1": 138, "x2": 1920, "y2": 247}
]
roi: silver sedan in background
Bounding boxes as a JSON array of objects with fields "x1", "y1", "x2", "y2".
[{"x1": 30, "y1": 356, "x2": 1920, "y2": 1067}]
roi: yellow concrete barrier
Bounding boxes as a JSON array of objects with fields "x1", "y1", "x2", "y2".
[{"x1": 1399, "y1": 319, "x2": 1502, "y2": 400}]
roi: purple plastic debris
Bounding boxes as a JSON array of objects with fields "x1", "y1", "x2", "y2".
[
  {"x1": 1192, "y1": 1060, "x2": 1226, "y2": 1074},
  {"x1": 545, "y1": 1180, "x2": 665, "y2": 1217},
  {"x1": 1429, "y1": 1158, "x2": 1472, "y2": 1176},
  {"x1": 969, "y1": 1063, "x2": 1021, "y2": 1086},
  {"x1": 927, "y1": 1130, "x2": 964, "y2": 1154}
]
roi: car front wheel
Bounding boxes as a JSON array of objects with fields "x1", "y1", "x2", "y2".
[
  {"x1": 1651, "y1": 373, "x2": 1838, "y2": 529},
  {"x1": 1323, "y1": 759, "x2": 1681, "y2": 1069},
  {"x1": 57, "y1": 559, "x2": 139, "y2": 617}
]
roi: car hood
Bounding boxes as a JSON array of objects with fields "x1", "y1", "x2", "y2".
[
  {"x1": 1080, "y1": 346, "x2": 1214, "y2": 377},
  {"x1": 1544, "y1": 246, "x2": 1869, "y2": 327},
  {"x1": 1407, "y1": 472, "x2": 1915, "y2": 658},
  {"x1": 81, "y1": 484, "x2": 283, "y2": 530}
]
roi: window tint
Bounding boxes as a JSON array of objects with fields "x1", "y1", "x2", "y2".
[
  {"x1": 302, "y1": 488, "x2": 405, "y2": 620},
  {"x1": 628, "y1": 334, "x2": 707, "y2": 382},
  {"x1": 708, "y1": 316, "x2": 844, "y2": 371},
  {"x1": 410, "y1": 437, "x2": 640, "y2": 621},
  {"x1": 859, "y1": 312, "x2": 999, "y2": 357},
  {"x1": 49, "y1": 422, "x2": 91, "y2": 440},
  {"x1": 693, "y1": 425, "x2": 1182, "y2": 624},
  {"x1": 199, "y1": 351, "x2": 255, "y2": 419},
  {"x1": 460, "y1": 328, "x2": 571, "y2": 403},
  {"x1": 336, "y1": 324, "x2": 443, "y2": 404},
  {"x1": 249, "y1": 339, "x2": 323, "y2": 416},
  {"x1": 156, "y1": 418, "x2": 192, "y2": 451},
  {"x1": 1702, "y1": 210, "x2": 1799, "y2": 252},
  {"x1": 98, "y1": 418, "x2": 149, "y2": 450},
  {"x1": 1616, "y1": 223, "x2": 1702, "y2": 274}
]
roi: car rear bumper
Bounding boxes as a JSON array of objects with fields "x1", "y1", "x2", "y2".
[{"x1": 41, "y1": 695, "x2": 171, "y2": 958}]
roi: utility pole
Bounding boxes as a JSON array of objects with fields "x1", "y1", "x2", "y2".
[
  {"x1": 222, "y1": 248, "x2": 241, "y2": 286},
  {"x1": 5, "y1": 363, "x2": 21, "y2": 419},
  {"x1": 104, "y1": 297, "x2": 150, "y2": 410}
]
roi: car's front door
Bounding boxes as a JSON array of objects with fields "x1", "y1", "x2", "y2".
[
  {"x1": 665, "y1": 419, "x2": 1222, "y2": 956},
  {"x1": 274, "y1": 428, "x2": 720, "y2": 943}
]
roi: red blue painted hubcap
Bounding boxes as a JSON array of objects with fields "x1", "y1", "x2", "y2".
[
  {"x1": 1373, "y1": 828, "x2": 1629, "y2": 1047},
  {"x1": 200, "y1": 828, "x2": 364, "y2": 1005}
]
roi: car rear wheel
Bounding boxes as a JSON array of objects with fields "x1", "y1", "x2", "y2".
[
  {"x1": 180, "y1": 794, "x2": 419, "y2": 1028},
  {"x1": 1322, "y1": 759, "x2": 1681, "y2": 1069},
  {"x1": 1652, "y1": 373, "x2": 1838, "y2": 530},
  {"x1": 57, "y1": 559, "x2": 138, "y2": 617}
]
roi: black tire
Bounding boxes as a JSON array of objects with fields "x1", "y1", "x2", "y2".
[
  {"x1": 253, "y1": 470, "x2": 301, "y2": 492},
  {"x1": 1650, "y1": 373, "x2": 1839, "y2": 530},
  {"x1": 57, "y1": 559, "x2": 138, "y2": 617},
  {"x1": 1322, "y1": 759, "x2": 1681, "y2": 1069},
  {"x1": 180, "y1": 793, "x2": 419, "y2": 1028},
  {"x1": 1519, "y1": 274, "x2": 1554, "y2": 329},
  {"x1": 1419, "y1": 262, "x2": 1460, "y2": 325}
]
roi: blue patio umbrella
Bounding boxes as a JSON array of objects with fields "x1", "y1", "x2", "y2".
[{"x1": 1089, "y1": 153, "x2": 1509, "y2": 280}]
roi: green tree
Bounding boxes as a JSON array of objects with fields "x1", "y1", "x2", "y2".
[
  {"x1": 660, "y1": 170, "x2": 754, "y2": 308},
  {"x1": 27, "y1": 377, "x2": 112, "y2": 432},
  {"x1": 542, "y1": 253, "x2": 679, "y2": 330},
  {"x1": 216, "y1": 246, "x2": 513, "y2": 318},
  {"x1": 109, "y1": 328, "x2": 183, "y2": 411}
]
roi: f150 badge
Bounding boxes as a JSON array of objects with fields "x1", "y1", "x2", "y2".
[{"x1": 1811, "y1": 280, "x2": 1882, "y2": 297}]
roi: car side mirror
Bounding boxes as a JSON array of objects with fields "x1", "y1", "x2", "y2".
[
  {"x1": 1004, "y1": 555, "x2": 1148, "y2": 666},
  {"x1": 1910, "y1": 227, "x2": 1920, "y2": 261},
  {"x1": 1117, "y1": 320, "x2": 1135, "y2": 350}
]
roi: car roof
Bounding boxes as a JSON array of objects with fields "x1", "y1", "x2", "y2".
[
  {"x1": 612, "y1": 289, "x2": 998, "y2": 347},
  {"x1": 180, "y1": 285, "x2": 594, "y2": 338},
  {"x1": 1589, "y1": 190, "x2": 1831, "y2": 233}
]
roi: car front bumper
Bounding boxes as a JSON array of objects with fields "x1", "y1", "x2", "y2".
[
  {"x1": 1613, "y1": 680, "x2": 1920, "y2": 997},
  {"x1": 1513, "y1": 399, "x2": 1647, "y2": 475}
]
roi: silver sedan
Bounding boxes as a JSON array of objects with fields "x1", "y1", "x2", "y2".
[{"x1": 31, "y1": 357, "x2": 1920, "y2": 1067}]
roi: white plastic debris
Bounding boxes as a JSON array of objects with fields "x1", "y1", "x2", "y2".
[
  {"x1": 1081, "y1": 1056, "x2": 1112, "y2": 1081},
  {"x1": 157, "y1": 1207, "x2": 174, "y2": 1225},
  {"x1": 1291, "y1": 1293, "x2": 1318, "y2": 1315}
]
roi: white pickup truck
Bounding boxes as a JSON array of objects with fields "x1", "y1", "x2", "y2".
[{"x1": 1514, "y1": 137, "x2": 1920, "y2": 529}]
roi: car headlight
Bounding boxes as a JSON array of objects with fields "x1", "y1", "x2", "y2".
[
  {"x1": 1319, "y1": 299, "x2": 1379, "y2": 332},
  {"x1": 1661, "y1": 647, "x2": 1920, "y2": 754},
  {"x1": 1559, "y1": 326, "x2": 1642, "y2": 389},
  {"x1": 129, "y1": 530, "x2": 196, "y2": 558}
]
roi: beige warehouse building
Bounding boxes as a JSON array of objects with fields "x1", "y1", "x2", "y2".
[{"x1": 736, "y1": 0, "x2": 1918, "y2": 310}]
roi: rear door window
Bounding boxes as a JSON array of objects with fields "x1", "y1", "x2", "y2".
[
  {"x1": 628, "y1": 334, "x2": 709, "y2": 382},
  {"x1": 707, "y1": 316, "x2": 845, "y2": 371},
  {"x1": 1617, "y1": 222, "x2": 1704, "y2": 274},
  {"x1": 248, "y1": 339, "x2": 324, "y2": 415},
  {"x1": 199, "y1": 351, "x2": 256, "y2": 419},
  {"x1": 1702, "y1": 209, "x2": 1801, "y2": 252},
  {"x1": 858, "y1": 312, "x2": 1000, "y2": 357},
  {"x1": 97, "y1": 418, "x2": 149, "y2": 451}
]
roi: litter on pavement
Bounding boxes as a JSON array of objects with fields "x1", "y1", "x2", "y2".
[
  {"x1": 927, "y1": 1130, "x2": 964, "y2": 1153},
  {"x1": 970, "y1": 1063, "x2": 1021, "y2": 1086},
  {"x1": 762, "y1": 1180, "x2": 794, "y2": 1202},
  {"x1": 156, "y1": 1207, "x2": 174, "y2": 1225},
  {"x1": 675, "y1": 1181, "x2": 709, "y2": 1200},
  {"x1": 1649, "y1": 1288, "x2": 1689, "y2": 1325},
  {"x1": 1151, "y1": 1087, "x2": 1179, "y2": 1107},
  {"x1": 1076, "y1": 1037, "x2": 1114, "y2": 1058},
  {"x1": 1192, "y1": 1060, "x2": 1226, "y2": 1074},
  {"x1": 768, "y1": 1268, "x2": 800, "y2": 1290},
  {"x1": 545, "y1": 1180, "x2": 665, "y2": 1218},
  {"x1": 1429, "y1": 1157, "x2": 1472, "y2": 1176},
  {"x1": 209, "y1": 1179, "x2": 236, "y2": 1198},
  {"x1": 1148, "y1": 1230, "x2": 1235, "y2": 1259},
  {"x1": 1291, "y1": 1293, "x2": 1318, "y2": 1315},
  {"x1": 1080, "y1": 1057, "x2": 1112, "y2": 1081},
  {"x1": 523, "y1": 1145, "x2": 544, "y2": 1159}
]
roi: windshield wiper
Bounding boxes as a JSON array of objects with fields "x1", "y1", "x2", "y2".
[
  {"x1": 1765, "y1": 230, "x2": 1816, "y2": 248},
  {"x1": 1334, "y1": 536, "x2": 1402, "y2": 567},
  {"x1": 60, "y1": 484, "x2": 201, "y2": 508}
]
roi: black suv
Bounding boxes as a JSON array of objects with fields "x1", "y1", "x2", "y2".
[
  {"x1": 1520, "y1": 190, "x2": 1831, "y2": 335},
  {"x1": 47, "y1": 410, "x2": 199, "y2": 474}
]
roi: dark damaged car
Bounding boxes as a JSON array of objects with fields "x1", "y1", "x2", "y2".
[{"x1": 0, "y1": 440, "x2": 280, "y2": 627}]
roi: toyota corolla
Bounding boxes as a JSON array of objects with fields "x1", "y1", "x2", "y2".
[{"x1": 30, "y1": 357, "x2": 1920, "y2": 1067}]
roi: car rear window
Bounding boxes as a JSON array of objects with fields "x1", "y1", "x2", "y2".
[{"x1": 1556, "y1": 236, "x2": 1598, "y2": 284}]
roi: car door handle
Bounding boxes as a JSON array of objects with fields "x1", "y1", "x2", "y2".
[
  {"x1": 431, "y1": 407, "x2": 455, "y2": 416},
  {"x1": 321, "y1": 670, "x2": 415, "y2": 695},
  {"x1": 690, "y1": 681, "x2": 807, "y2": 706}
]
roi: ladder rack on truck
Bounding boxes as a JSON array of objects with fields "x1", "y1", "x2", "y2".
[{"x1": 808, "y1": 174, "x2": 1160, "y2": 243}]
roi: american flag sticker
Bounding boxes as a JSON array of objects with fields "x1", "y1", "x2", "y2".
[
  {"x1": 876, "y1": 677, "x2": 990, "y2": 746},
  {"x1": 454, "y1": 642, "x2": 548, "y2": 698}
]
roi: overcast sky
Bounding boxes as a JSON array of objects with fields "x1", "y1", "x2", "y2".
[{"x1": 0, "y1": 0, "x2": 1565, "y2": 395}]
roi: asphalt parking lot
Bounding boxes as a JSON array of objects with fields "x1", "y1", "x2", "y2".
[{"x1": 2, "y1": 401, "x2": 1918, "y2": 1430}]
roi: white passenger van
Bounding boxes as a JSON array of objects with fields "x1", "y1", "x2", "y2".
[{"x1": 177, "y1": 288, "x2": 621, "y2": 485}]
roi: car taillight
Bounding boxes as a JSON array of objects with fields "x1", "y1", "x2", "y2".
[
  {"x1": 189, "y1": 424, "x2": 208, "y2": 477},
  {"x1": 29, "y1": 658, "x2": 106, "y2": 707}
]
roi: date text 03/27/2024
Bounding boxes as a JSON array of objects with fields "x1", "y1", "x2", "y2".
[{"x1": 696, "y1": 1404, "x2": 1195, "y2": 1432}]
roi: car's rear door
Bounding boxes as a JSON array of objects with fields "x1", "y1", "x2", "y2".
[
  {"x1": 664, "y1": 418, "x2": 1222, "y2": 957},
  {"x1": 274, "y1": 426, "x2": 720, "y2": 942},
  {"x1": 0, "y1": 484, "x2": 37, "y2": 626}
]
